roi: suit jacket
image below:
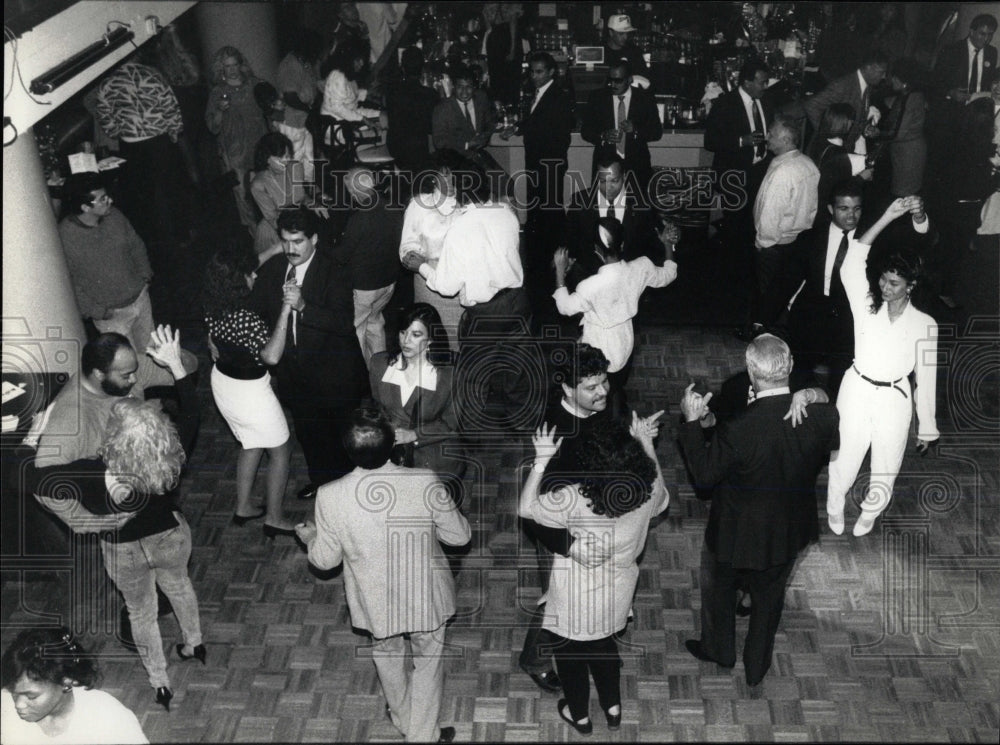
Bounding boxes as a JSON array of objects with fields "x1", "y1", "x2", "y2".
[
  {"x1": 566, "y1": 184, "x2": 663, "y2": 266},
  {"x1": 385, "y1": 78, "x2": 440, "y2": 170},
  {"x1": 432, "y1": 91, "x2": 496, "y2": 153},
  {"x1": 704, "y1": 89, "x2": 774, "y2": 179},
  {"x1": 518, "y1": 82, "x2": 575, "y2": 167},
  {"x1": 678, "y1": 394, "x2": 839, "y2": 570},
  {"x1": 580, "y1": 85, "x2": 662, "y2": 178},
  {"x1": 803, "y1": 70, "x2": 870, "y2": 147},
  {"x1": 307, "y1": 462, "x2": 471, "y2": 637},
  {"x1": 247, "y1": 250, "x2": 368, "y2": 407},
  {"x1": 934, "y1": 40, "x2": 998, "y2": 95}
]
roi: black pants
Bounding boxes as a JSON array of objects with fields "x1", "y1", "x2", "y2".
[
  {"x1": 698, "y1": 544, "x2": 796, "y2": 685},
  {"x1": 118, "y1": 134, "x2": 190, "y2": 246},
  {"x1": 550, "y1": 632, "x2": 621, "y2": 721}
]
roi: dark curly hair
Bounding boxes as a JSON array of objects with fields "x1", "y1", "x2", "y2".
[
  {"x1": 388, "y1": 303, "x2": 452, "y2": 368},
  {"x1": 867, "y1": 245, "x2": 925, "y2": 314},
  {"x1": 0, "y1": 627, "x2": 99, "y2": 689},
  {"x1": 253, "y1": 131, "x2": 294, "y2": 173},
  {"x1": 574, "y1": 420, "x2": 657, "y2": 519},
  {"x1": 560, "y1": 343, "x2": 610, "y2": 389},
  {"x1": 202, "y1": 243, "x2": 258, "y2": 321}
]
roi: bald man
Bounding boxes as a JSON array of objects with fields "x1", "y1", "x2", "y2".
[{"x1": 339, "y1": 167, "x2": 405, "y2": 365}]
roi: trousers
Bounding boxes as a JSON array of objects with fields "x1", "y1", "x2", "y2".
[{"x1": 372, "y1": 624, "x2": 447, "y2": 743}]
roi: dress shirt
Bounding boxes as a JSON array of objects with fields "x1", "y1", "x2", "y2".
[
  {"x1": 823, "y1": 226, "x2": 856, "y2": 296},
  {"x1": 96, "y1": 62, "x2": 183, "y2": 142},
  {"x1": 320, "y1": 70, "x2": 380, "y2": 120},
  {"x1": 738, "y1": 87, "x2": 768, "y2": 164},
  {"x1": 531, "y1": 79, "x2": 554, "y2": 113},
  {"x1": 596, "y1": 189, "x2": 628, "y2": 223},
  {"x1": 968, "y1": 39, "x2": 986, "y2": 93},
  {"x1": 399, "y1": 192, "x2": 462, "y2": 265},
  {"x1": 552, "y1": 256, "x2": 678, "y2": 372},
  {"x1": 419, "y1": 201, "x2": 522, "y2": 306},
  {"x1": 753, "y1": 149, "x2": 820, "y2": 249},
  {"x1": 839, "y1": 221, "x2": 938, "y2": 439}
]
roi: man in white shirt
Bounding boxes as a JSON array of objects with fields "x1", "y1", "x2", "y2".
[
  {"x1": 751, "y1": 115, "x2": 820, "y2": 332},
  {"x1": 401, "y1": 173, "x2": 538, "y2": 436}
]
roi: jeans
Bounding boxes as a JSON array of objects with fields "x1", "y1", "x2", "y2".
[{"x1": 100, "y1": 513, "x2": 202, "y2": 688}]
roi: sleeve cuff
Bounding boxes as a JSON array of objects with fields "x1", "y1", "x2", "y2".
[{"x1": 912, "y1": 217, "x2": 930, "y2": 234}]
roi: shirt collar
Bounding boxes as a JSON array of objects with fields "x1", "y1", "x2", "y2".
[
  {"x1": 856, "y1": 69, "x2": 867, "y2": 96},
  {"x1": 753, "y1": 386, "x2": 791, "y2": 401},
  {"x1": 561, "y1": 397, "x2": 596, "y2": 419},
  {"x1": 535, "y1": 79, "x2": 554, "y2": 99},
  {"x1": 382, "y1": 356, "x2": 438, "y2": 400},
  {"x1": 289, "y1": 251, "x2": 316, "y2": 282},
  {"x1": 738, "y1": 86, "x2": 755, "y2": 108},
  {"x1": 597, "y1": 189, "x2": 627, "y2": 209},
  {"x1": 771, "y1": 149, "x2": 800, "y2": 165}
]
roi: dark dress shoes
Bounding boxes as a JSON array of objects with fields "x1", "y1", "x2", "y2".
[
  {"x1": 232, "y1": 509, "x2": 266, "y2": 526},
  {"x1": 684, "y1": 639, "x2": 735, "y2": 668},
  {"x1": 176, "y1": 643, "x2": 206, "y2": 664},
  {"x1": 605, "y1": 708, "x2": 622, "y2": 730},
  {"x1": 297, "y1": 483, "x2": 319, "y2": 500},
  {"x1": 528, "y1": 669, "x2": 562, "y2": 693},
  {"x1": 438, "y1": 726, "x2": 456, "y2": 742},
  {"x1": 557, "y1": 699, "x2": 592, "y2": 735},
  {"x1": 154, "y1": 686, "x2": 173, "y2": 711}
]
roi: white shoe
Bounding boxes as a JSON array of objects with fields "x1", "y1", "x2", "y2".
[
  {"x1": 852, "y1": 513, "x2": 877, "y2": 537},
  {"x1": 827, "y1": 512, "x2": 845, "y2": 535}
]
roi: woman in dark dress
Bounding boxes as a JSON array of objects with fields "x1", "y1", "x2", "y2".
[{"x1": 807, "y1": 103, "x2": 873, "y2": 213}]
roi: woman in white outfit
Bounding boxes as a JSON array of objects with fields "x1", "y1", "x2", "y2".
[{"x1": 826, "y1": 195, "x2": 939, "y2": 537}]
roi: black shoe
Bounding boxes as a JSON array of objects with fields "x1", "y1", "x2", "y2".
[
  {"x1": 736, "y1": 600, "x2": 752, "y2": 618},
  {"x1": 263, "y1": 523, "x2": 297, "y2": 539},
  {"x1": 297, "y1": 483, "x2": 319, "y2": 500},
  {"x1": 232, "y1": 509, "x2": 266, "y2": 526},
  {"x1": 684, "y1": 639, "x2": 735, "y2": 668},
  {"x1": 557, "y1": 699, "x2": 592, "y2": 735},
  {"x1": 605, "y1": 708, "x2": 621, "y2": 730},
  {"x1": 154, "y1": 686, "x2": 173, "y2": 712},
  {"x1": 527, "y1": 669, "x2": 562, "y2": 693},
  {"x1": 176, "y1": 643, "x2": 206, "y2": 665},
  {"x1": 438, "y1": 726, "x2": 456, "y2": 743}
]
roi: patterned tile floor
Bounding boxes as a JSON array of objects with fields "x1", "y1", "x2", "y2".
[{"x1": 2, "y1": 321, "x2": 998, "y2": 743}]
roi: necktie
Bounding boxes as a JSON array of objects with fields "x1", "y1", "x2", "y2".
[
  {"x1": 829, "y1": 230, "x2": 849, "y2": 297},
  {"x1": 752, "y1": 101, "x2": 765, "y2": 159},
  {"x1": 970, "y1": 49, "x2": 981, "y2": 93},
  {"x1": 286, "y1": 264, "x2": 298, "y2": 344},
  {"x1": 606, "y1": 203, "x2": 615, "y2": 220},
  {"x1": 616, "y1": 95, "x2": 627, "y2": 156},
  {"x1": 463, "y1": 100, "x2": 474, "y2": 129}
]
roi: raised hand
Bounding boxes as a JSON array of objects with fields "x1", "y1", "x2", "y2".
[
  {"x1": 680, "y1": 382, "x2": 713, "y2": 423},
  {"x1": 531, "y1": 422, "x2": 564, "y2": 461},
  {"x1": 629, "y1": 409, "x2": 664, "y2": 443},
  {"x1": 146, "y1": 325, "x2": 183, "y2": 369}
]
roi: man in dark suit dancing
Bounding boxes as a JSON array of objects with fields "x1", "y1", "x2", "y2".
[
  {"x1": 580, "y1": 59, "x2": 662, "y2": 189},
  {"x1": 247, "y1": 208, "x2": 370, "y2": 499},
  {"x1": 678, "y1": 334, "x2": 839, "y2": 686}
]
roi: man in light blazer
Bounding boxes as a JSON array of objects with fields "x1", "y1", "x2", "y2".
[
  {"x1": 580, "y1": 58, "x2": 662, "y2": 188},
  {"x1": 678, "y1": 334, "x2": 839, "y2": 686},
  {"x1": 297, "y1": 407, "x2": 470, "y2": 744}
]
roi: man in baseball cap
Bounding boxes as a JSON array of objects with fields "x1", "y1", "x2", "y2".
[{"x1": 604, "y1": 14, "x2": 649, "y2": 77}]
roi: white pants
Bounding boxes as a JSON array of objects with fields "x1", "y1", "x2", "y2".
[
  {"x1": 354, "y1": 284, "x2": 395, "y2": 365},
  {"x1": 93, "y1": 284, "x2": 154, "y2": 353},
  {"x1": 372, "y1": 624, "x2": 446, "y2": 743},
  {"x1": 827, "y1": 367, "x2": 912, "y2": 520}
]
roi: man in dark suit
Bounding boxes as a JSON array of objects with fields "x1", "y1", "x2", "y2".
[
  {"x1": 247, "y1": 208, "x2": 370, "y2": 499},
  {"x1": 515, "y1": 52, "x2": 575, "y2": 270},
  {"x1": 385, "y1": 46, "x2": 440, "y2": 174},
  {"x1": 804, "y1": 51, "x2": 889, "y2": 154},
  {"x1": 678, "y1": 334, "x2": 839, "y2": 686},
  {"x1": 565, "y1": 152, "x2": 668, "y2": 278},
  {"x1": 580, "y1": 59, "x2": 662, "y2": 189},
  {"x1": 933, "y1": 13, "x2": 998, "y2": 103}
]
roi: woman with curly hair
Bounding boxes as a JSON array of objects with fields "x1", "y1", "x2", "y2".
[
  {"x1": 203, "y1": 245, "x2": 295, "y2": 535},
  {"x1": 826, "y1": 196, "x2": 939, "y2": 537},
  {"x1": 1, "y1": 627, "x2": 147, "y2": 743},
  {"x1": 518, "y1": 414, "x2": 668, "y2": 735},
  {"x1": 206, "y1": 46, "x2": 268, "y2": 232},
  {"x1": 31, "y1": 326, "x2": 204, "y2": 712}
]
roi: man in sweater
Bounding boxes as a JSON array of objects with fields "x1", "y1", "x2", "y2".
[
  {"x1": 58, "y1": 173, "x2": 154, "y2": 353},
  {"x1": 339, "y1": 167, "x2": 405, "y2": 366}
]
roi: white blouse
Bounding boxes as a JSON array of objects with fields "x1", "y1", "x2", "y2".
[
  {"x1": 399, "y1": 193, "x2": 462, "y2": 265},
  {"x1": 320, "y1": 70, "x2": 380, "y2": 121}
]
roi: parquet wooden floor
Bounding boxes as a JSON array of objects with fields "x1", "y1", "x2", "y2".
[{"x1": 2, "y1": 322, "x2": 997, "y2": 743}]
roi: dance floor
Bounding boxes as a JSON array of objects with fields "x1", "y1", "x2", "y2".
[{"x1": 3, "y1": 319, "x2": 997, "y2": 743}]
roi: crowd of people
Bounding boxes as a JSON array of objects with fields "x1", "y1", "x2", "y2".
[{"x1": 8, "y1": 4, "x2": 995, "y2": 743}]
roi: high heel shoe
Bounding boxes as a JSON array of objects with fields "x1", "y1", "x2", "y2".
[
  {"x1": 154, "y1": 686, "x2": 173, "y2": 712},
  {"x1": 263, "y1": 523, "x2": 297, "y2": 539},
  {"x1": 232, "y1": 509, "x2": 266, "y2": 526},
  {"x1": 176, "y1": 643, "x2": 206, "y2": 665},
  {"x1": 604, "y1": 707, "x2": 621, "y2": 730},
  {"x1": 557, "y1": 699, "x2": 592, "y2": 735}
]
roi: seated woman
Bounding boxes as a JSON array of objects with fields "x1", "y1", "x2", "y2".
[
  {"x1": 807, "y1": 103, "x2": 872, "y2": 212},
  {"x1": 31, "y1": 326, "x2": 203, "y2": 713},
  {"x1": 320, "y1": 36, "x2": 381, "y2": 137},
  {"x1": 203, "y1": 245, "x2": 296, "y2": 537},
  {"x1": 249, "y1": 132, "x2": 330, "y2": 263},
  {"x1": 1, "y1": 627, "x2": 148, "y2": 744},
  {"x1": 519, "y1": 415, "x2": 669, "y2": 734},
  {"x1": 368, "y1": 303, "x2": 465, "y2": 489}
]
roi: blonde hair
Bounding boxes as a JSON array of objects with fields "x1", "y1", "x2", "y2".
[
  {"x1": 210, "y1": 46, "x2": 253, "y2": 87},
  {"x1": 99, "y1": 399, "x2": 186, "y2": 495}
]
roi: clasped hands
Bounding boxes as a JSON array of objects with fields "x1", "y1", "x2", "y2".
[
  {"x1": 401, "y1": 251, "x2": 427, "y2": 272},
  {"x1": 884, "y1": 195, "x2": 926, "y2": 223},
  {"x1": 282, "y1": 280, "x2": 305, "y2": 311}
]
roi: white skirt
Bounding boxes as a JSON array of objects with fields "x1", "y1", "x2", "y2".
[{"x1": 210, "y1": 366, "x2": 289, "y2": 449}]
